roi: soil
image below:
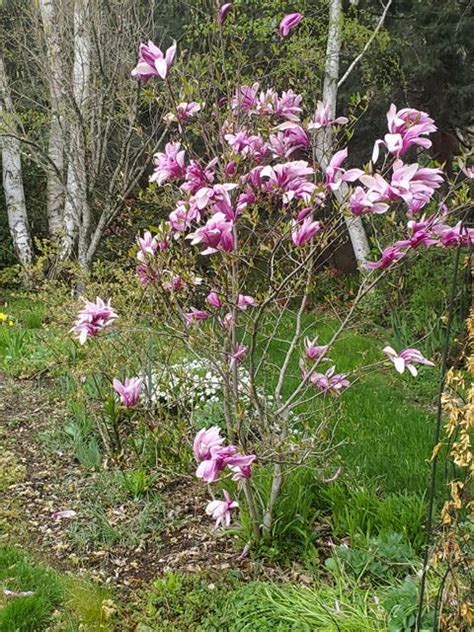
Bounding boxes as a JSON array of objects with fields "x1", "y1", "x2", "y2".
[{"x1": 0, "y1": 373, "x2": 247, "y2": 593}]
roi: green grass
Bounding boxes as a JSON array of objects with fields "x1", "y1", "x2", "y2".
[
  {"x1": 141, "y1": 570, "x2": 432, "y2": 631},
  {"x1": 0, "y1": 292, "x2": 75, "y2": 377},
  {"x1": 0, "y1": 545, "x2": 114, "y2": 631},
  {"x1": 256, "y1": 312, "x2": 438, "y2": 495}
]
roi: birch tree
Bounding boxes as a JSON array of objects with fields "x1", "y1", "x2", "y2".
[
  {"x1": 39, "y1": 0, "x2": 67, "y2": 236},
  {"x1": 317, "y1": 0, "x2": 393, "y2": 267},
  {"x1": 315, "y1": 0, "x2": 370, "y2": 267},
  {"x1": 61, "y1": 0, "x2": 91, "y2": 262},
  {"x1": 0, "y1": 55, "x2": 34, "y2": 270}
]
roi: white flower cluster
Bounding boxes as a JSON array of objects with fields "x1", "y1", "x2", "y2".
[
  {"x1": 144, "y1": 357, "x2": 253, "y2": 411},
  {"x1": 143, "y1": 357, "x2": 301, "y2": 432}
]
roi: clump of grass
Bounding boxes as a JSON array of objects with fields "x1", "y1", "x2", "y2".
[
  {"x1": 218, "y1": 580, "x2": 388, "y2": 631},
  {"x1": 0, "y1": 545, "x2": 116, "y2": 631},
  {"x1": 0, "y1": 545, "x2": 64, "y2": 631},
  {"x1": 67, "y1": 470, "x2": 167, "y2": 551}
]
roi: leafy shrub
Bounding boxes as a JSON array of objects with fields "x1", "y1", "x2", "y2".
[
  {"x1": 383, "y1": 578, "x2": 435, "y2": 632},
  {"x1": 326, "y1": 533, "x2": 417, "y2": 584}
]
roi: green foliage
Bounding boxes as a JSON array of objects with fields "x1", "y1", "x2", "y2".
[
  {"x1": 64, "y1": 400, "x2": 102, "y2": 469},
  {"x1": 143, "y1": 571, "x2": 237, "y2": 631},
  {"x1": 0, "y1": 546, "x2": 62, "y2": 631},
  {"x1": 326, "y1": 533, "x2": 417, "y2": 584},
  {"x1": 236, "y1": 463, "x2": 321, "y2": 565},
  {"x1": 0, "y1": 545, "x2": 115, "y2": 630},
  {"x1": 321, "y1": 484, "x2": 426, "y2": 551},
  {"x1": 362, "y1": 249, "x2": 468, "y2": 358},
  {"x1": 210, "y1": 579, "x2": 389, "y2": 631},
  {"x1": 120, "y1": 467, "x2": 157, "y2": 498},
  {"x1": 383, "y1": 578, "x2": 435, "y2": 632}
]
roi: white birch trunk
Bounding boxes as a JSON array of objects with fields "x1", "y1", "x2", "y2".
[
  {"x1": 0, "y1": 56, "x2": 34, "y2": 269},
  {"x1": 319, "y1": 0, "x2": 370, "y2": 267},
  {"x1": 39, "y1": 0, "x2": 66, "y2": 236},
  {"x1": 61, "y1": 0, "x2": 91, "y2": 263}
]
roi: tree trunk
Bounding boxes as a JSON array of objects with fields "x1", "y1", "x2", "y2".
[
  {"x1": 319, "y1": 0, "x2": 370, "y2": 267},
  {"x1": 39, "y1": 0, "x2": 66, "y2": 236},
  {"x1": 0, "y1": 56, "x2": 34, "y2": 270},
  {"x1": 61, "y1": 0, "x2": 91, "y2": 263}
]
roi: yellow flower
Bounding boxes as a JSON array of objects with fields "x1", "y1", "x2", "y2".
[
  {"x1": 9, "y1": 321, "x2": 14, "y2": 327},
  {"x1": 0, "y1": 312, "x2": 7, "y2": 322}
]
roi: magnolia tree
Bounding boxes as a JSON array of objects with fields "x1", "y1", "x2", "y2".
[{"x1": 71, "y1": 8, "x2": 472, "y2": 540}]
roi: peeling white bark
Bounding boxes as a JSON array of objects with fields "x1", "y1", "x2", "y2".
[
  {"x1": 0, "y1": 56, "x2": 34, "y2": 268},
  {"x1": 62, "y1": 0, "x2": 91, "y2": 262},
  {"x1": 319, "y1": 0, "x2": 370, "y2": 267},
  {"x1": 39, "y1": 0, "x2": 66, "y2": 236}
]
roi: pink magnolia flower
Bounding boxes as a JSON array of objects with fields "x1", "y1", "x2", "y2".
[
  {"x1": 274, "y1": 89, "x2": 303, "y2": 121},
  {"x1": 237, "y1": 294, "x2": 256, "y2": 310},
  {"x1": 219, "y1": 312, "x2": 235, "y2": 329},
  {"x1": 225, "y1": 161, "x2": 237, "y2": 176},
  {"x1": 236, "y1": 188, "x2": 256, "y2": 214},
  {"x1": 195, "y1": 445, "x2": 234, "y2": 482},
  {"x1": 225, "y1": 130, "x2": 269, "y2": 162},
  {"x1": 131, "y1": 40, "x2": 176, "y2": 81},
  {"x1": 217, "y1": 3, "x2": 232, "y2": 25},
  {"x1": 207, "y1": 291, "x2": 222, "y2": 309},
  {"x1": 325, "y1": 148, "x2": 364, "y2": 192},
  {"x1": 206, "y1": 490, "x2": 238, "y2": 528},
  {"x1": 162, "y1": 274, "x2": 185, "y2": 292},
  {"x1": 193, "y1": 183, "x2": 237, "y2": 218},
  {"x1": 136, "y1": 263, "x2": 159, "y2": 286},
  {"x1": 291, "y1": 217, "x2": 321, "y2": 246},
  {"x1": 383, "y1": 346, "x2": 434, "y2": 377},
  {"x1": 394, "y1": 218, "x2": 439, "y2": 250},
  {"x1": 387, "y1": 104, "x2": 436, "y2": 136},
  {"x1": 359, "y1": 162, "x2": 443, "y2": 214},
  {"x1": 260, "y1": 161, "x2": 316, "y2": 203},
  {"x1": 181, "y1": 159, "x2": 217, "y2": 195},
  {"x1": 255, "y1": 87, "x2": 278, "y2": 115},
  {"x1": 433, "y1": 221, "x2": 474, "y2": 248},
  {"x1": 372, "y1": 104, "x2": 436, "y2": 162},
  {"x1": 193, "y1": 426, "x2": 225, "y2": 462},
  {"x1": 184, "y1": 307, "x2": 210, "y2": 326},
  {"x1": 136, "y1": 231, "x2": 159, "y2": 262},
  {"x1": 71, "y1": 297, "x2": 118, "y2": 345},
  {"x1": 229, "y1": 464, "x2": 253, "y2": 481},
  {"x1": 365, "y1": 245, "x2": 405, "y2": 270},
  {"x1": 228, "y1": 343, "x2": 247, "y2": 368},
  {"x1": 196, "y1": 445, "x2": 255, "y2": 483},
  {"x1": 349, "y1": 187, "x2": 389, "y2": 216},
  {"x1": 232, "y1": 83, "x2": 259, "y2": 112},
  {"x1": 168, "y1": 200, "x2": 201, "y2": 234},
  {"x1": 304, "y1": 336, "x2": 328, "y2": 360},
  {"x1": 164, "y1": 101, "x2": 202, "y2": 124},
  {"x1": 150, "y1": 142, "x2": 186, "y2": 186},
  {"x1": 113, "y1": 377, "x2": 143, "y2": 407},
  {"x1": 308, "y1": 101, "x2": 348, "y2": 130},
  {"x1": 279, "y1": 13, "x2": 303, "y2": 37},
  {"x1": 269, "y1": 122, "x2": 310, "y2": 158},
  {"x1": 308, "y1": 365, "x2": 350, "y2": 394},
  {"x1": 390, "y1": 161, "x2": 443, "y2": 212},
  {"x1": 187, "y1": 212, "x2": 235, "y2": 255}
]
